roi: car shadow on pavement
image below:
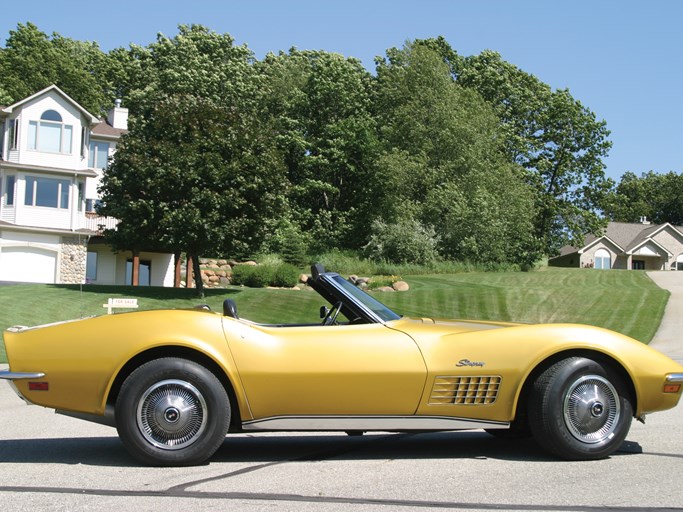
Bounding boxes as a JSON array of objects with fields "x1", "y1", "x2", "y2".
[
  {"x1": 0, "y1": 436, "x2": 133, "y2": 467},
  {"x1": 212, "y1": 430, "x2": 643, "y2": 464},
  {"x1": 0, "y1": 431, "x2": 643, "y2": 466}
]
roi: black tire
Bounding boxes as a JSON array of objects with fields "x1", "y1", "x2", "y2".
[
  {"x1": 115, "y1": 357, "x2": 230, "y2": 466},
  {"x1": 529, "y1": 357, "x2": 633, "y2": 460}
]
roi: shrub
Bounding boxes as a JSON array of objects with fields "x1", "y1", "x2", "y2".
[
  {"x1": 270, "y1": 263, "x2": 300, "y2": 287},
  {"x1": 231, "y1": 262, "x2": 300, "y2": 288},
  {"x1": 363, "y1": 218, "x2": 440, "y2": 266}
]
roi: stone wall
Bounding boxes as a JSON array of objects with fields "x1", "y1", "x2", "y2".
[{"x1": 59, "y1": 236, "x2": 88, "y2": 284}]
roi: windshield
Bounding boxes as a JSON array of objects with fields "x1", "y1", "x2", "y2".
[{"x1": 330, "y1": 275, "x2": 401, "y2": 322}]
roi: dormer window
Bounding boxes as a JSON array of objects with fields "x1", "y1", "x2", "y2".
[{"x1": 28, "y1": 109, "x2": 73, "y2": 154}]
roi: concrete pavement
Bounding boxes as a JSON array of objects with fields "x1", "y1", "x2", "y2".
[{"x1": 648, "y1": 271, "x2": 683, "y2": 363}]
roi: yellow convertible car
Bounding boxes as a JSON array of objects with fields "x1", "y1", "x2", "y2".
[{"x1": 2, "y1": 264, "x2": 683, "y2": 466}]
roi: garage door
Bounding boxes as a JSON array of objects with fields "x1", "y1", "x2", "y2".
[{"x1": 0, "y1": 246, "x2": 57, "y2": 283}]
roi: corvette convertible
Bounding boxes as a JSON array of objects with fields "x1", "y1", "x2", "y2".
[{"x1": 2, "y1": 264, "x2": 683, "y2": 466}]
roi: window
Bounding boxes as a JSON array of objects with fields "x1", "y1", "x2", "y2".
[
  {"x1": 85, "y1": 198, "x2": 102, "y2": 213},
  {"x1": 126, "y1": 259, "x2": 151, "y2": 286},
  {"x1": 9, "y1": 119, "x2": 19, "y2": 150},
  {"x1": 86, "y1": 252, "x2": 98, "y2": 282},
  {"x1": 5, "y1": 175, "x2": 15, "y2": 206},
  {"x1": 632, "y1": 260, "x2": 645, "y2": 270},
  {"x1": 88, "y1": 141, "x2": 109, "y2": 169},
  {"x1": 28, "y1": 110, "x2": 73, "y2": 154},
  {"x1": 81, "y1": 127, "x2": 87, "y2": 157},
  {"x1": 78, "y1": 182, "x2": 84, "y2": 211},
  {"x1": 594, "y1": 249, "x2": 611, "y2": 270},
  {"x1": 24, "y1": 176, "x2": 70, "y2": 208}
]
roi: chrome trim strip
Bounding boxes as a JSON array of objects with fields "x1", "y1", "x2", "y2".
[
  {"x1": 56, "y1": 405, "x2": 116, "y2": 428},
  {"x1": 0, "y1": 370, "x2": 45, "y2": 380},
  {"x1": 666, "y1": 373, "x2": 683, "y2": 383},
  {"x1": 242, "y1": 415, "x2": 510, "y2": 432}
]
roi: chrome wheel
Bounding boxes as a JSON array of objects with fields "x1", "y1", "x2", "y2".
[
  {"x1": 563, "y1": 374, "x2": 620, "y2": 444},
  {"x1": 137, "y1": 379, "x2": 208, "y2": 450},
  {"x1": 529, "y1": 357, "x2": 633, "y2": 460}
]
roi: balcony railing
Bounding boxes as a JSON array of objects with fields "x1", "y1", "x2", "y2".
[{"x1": 83, "y1": 213, "x2": 120, "y2": 234}]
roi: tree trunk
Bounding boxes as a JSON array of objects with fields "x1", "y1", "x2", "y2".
[
  {"x1": 173, "y1": 252, "x2": 182, "y2": 288},
  {"x1": 191, "y1": 254, "x2": 205, "y2": 298}
]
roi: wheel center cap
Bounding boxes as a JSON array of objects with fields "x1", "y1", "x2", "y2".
[
  {"x1": 590, "y1": 402, "x2": 604, "y2": 417},
  {"x1": 164, "y1": 407, "x2": 180, "y2": 423}
]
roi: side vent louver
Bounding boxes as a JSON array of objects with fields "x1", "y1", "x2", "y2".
[{"x1": 429, "y1": 376, "x2": 502, "y2": 405}]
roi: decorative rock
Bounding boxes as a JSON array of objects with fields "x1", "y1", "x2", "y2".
[
  {"x1": 299, "y1": 274, "x2": 309, "y2": 284},
  {"x1": 219, "y1": 277, "x2": 231, "y2": 286},
  {"x1": 392, "y1": 281, "x2": 410, "y2": 292}
]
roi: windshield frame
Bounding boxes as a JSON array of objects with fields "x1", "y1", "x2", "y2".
[{"x1": 319, "y1": 273, "x2": 401, "y2": 324}]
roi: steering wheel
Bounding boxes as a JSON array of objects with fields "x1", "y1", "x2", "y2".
[{"x1": 322, "y1": 301, "x2": 343, "y2": 326}]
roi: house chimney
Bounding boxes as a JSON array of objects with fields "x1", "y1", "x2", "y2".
[{"x1": 107, "y1": 99, "x2": 128, "y2": 130}]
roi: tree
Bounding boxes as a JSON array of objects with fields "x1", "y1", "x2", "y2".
[
  {"x1": 373, "y1": 43, "x2": 540, "y2": 267},
  {"x1": 259, "y1": 49, "x2": 379, "y2": 251},
  {"x1": 414, "y1": 39, "x2": 613, "y2": 253},
  {"x1": 605, "y1": 171, "x2": 683, "y2": 225},
  {"x1": 98, "y1": 26, "x2": 287, "y2": 297},
  {"x1": 0, "y1": 23, "x2": 113, "y2": 113}
]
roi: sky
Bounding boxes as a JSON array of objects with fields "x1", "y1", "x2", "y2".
[{"x1": 1, "y1": 0, "x2": 681, "y2": 182}]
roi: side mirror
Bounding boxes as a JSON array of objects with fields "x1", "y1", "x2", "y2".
[{"x1": 320, "y1": 305, "x2": 329, "y2": 319}]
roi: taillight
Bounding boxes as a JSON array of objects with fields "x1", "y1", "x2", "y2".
[{"x1": 28, "y1": 382, "x2": 49, "y2": 391}]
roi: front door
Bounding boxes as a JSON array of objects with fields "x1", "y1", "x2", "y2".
[
  {"x1": 632, "y1": 260, "x2": 645, "y2": 270},
  {"x1": 227, "y1": 322, "x2": 427, "y2": 418}
]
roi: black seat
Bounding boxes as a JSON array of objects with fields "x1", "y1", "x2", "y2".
[{"x1": 223, "y1": 299, "x2": 239, "y2": 319}]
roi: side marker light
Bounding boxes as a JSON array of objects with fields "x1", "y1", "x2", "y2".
[{"x1": 28, "y1": 382, "x2": 49, "y2": 391}]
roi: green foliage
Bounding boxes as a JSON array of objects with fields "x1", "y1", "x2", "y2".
[
  {"x1": 414, "y1": 38, "x2": 612, "y2": 253},
  {"x1": 313, "y1": 249, "x2": 519, "y2": 276},
  {"x1": 97, "y1": 26, "x2": 288, "y2": 296},
  {"x1": 260, "y1": 49, "x2": 379, "y2": 249},
  {"x1": 364, "y1": 218, "x2": 439, "y2": 265},
  {"x1": 374, "y1": 43, "x2": 541, "y2": 267},
  {"x1": 231, "y1": 263, "x2": 300, "y2": 288},
  {"x1": 604, "y1": 171, "x2": 683, "y2": 225},
  {"x1": 0, "y1": 23, "x2": 114, "y2": 113}
]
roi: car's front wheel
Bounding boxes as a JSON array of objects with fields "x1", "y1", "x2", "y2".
[
  {"x1": 115, "y1": 357, "x2": 230, "y2": 466},
  {"x1": 529, "y1": 357, "x2": 633, "y2": 460}
]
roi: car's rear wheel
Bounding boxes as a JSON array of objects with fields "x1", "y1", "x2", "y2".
[
  {"x1": 116, "y1": 357, "x2": 230, "y2": 466},
  {"x1": 529, "y1": 357, "x2": 633, "y2": 460}
]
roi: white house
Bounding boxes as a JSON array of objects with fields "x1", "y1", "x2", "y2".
[{"x1": 0, "y1": 85, "x2": 174, "y2": 286}]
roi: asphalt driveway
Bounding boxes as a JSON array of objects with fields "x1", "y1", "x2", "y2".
[{"x1": 648, "y1": 271, "x2": 683, "y2": 363}]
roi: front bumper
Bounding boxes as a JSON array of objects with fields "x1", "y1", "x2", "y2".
[{"x1": 667, "y1": 373, "x2": 683, "y2": 383}]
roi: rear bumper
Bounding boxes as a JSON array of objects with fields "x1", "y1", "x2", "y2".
[
  {"x1": 0, "y1": 370, "x2": 46, "y2": 404},
  {"x1": 0, "y1": 370, "x2": 45, "y2": 380}
]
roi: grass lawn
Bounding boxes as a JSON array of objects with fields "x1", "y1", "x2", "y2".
[{"x1": 0, "y1": 267, "x2": 668, "y2": 364}]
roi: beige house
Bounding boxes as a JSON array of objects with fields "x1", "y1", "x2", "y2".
[{"x1": 550, "y1": 220, "x2": 683, "y2": 271}]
